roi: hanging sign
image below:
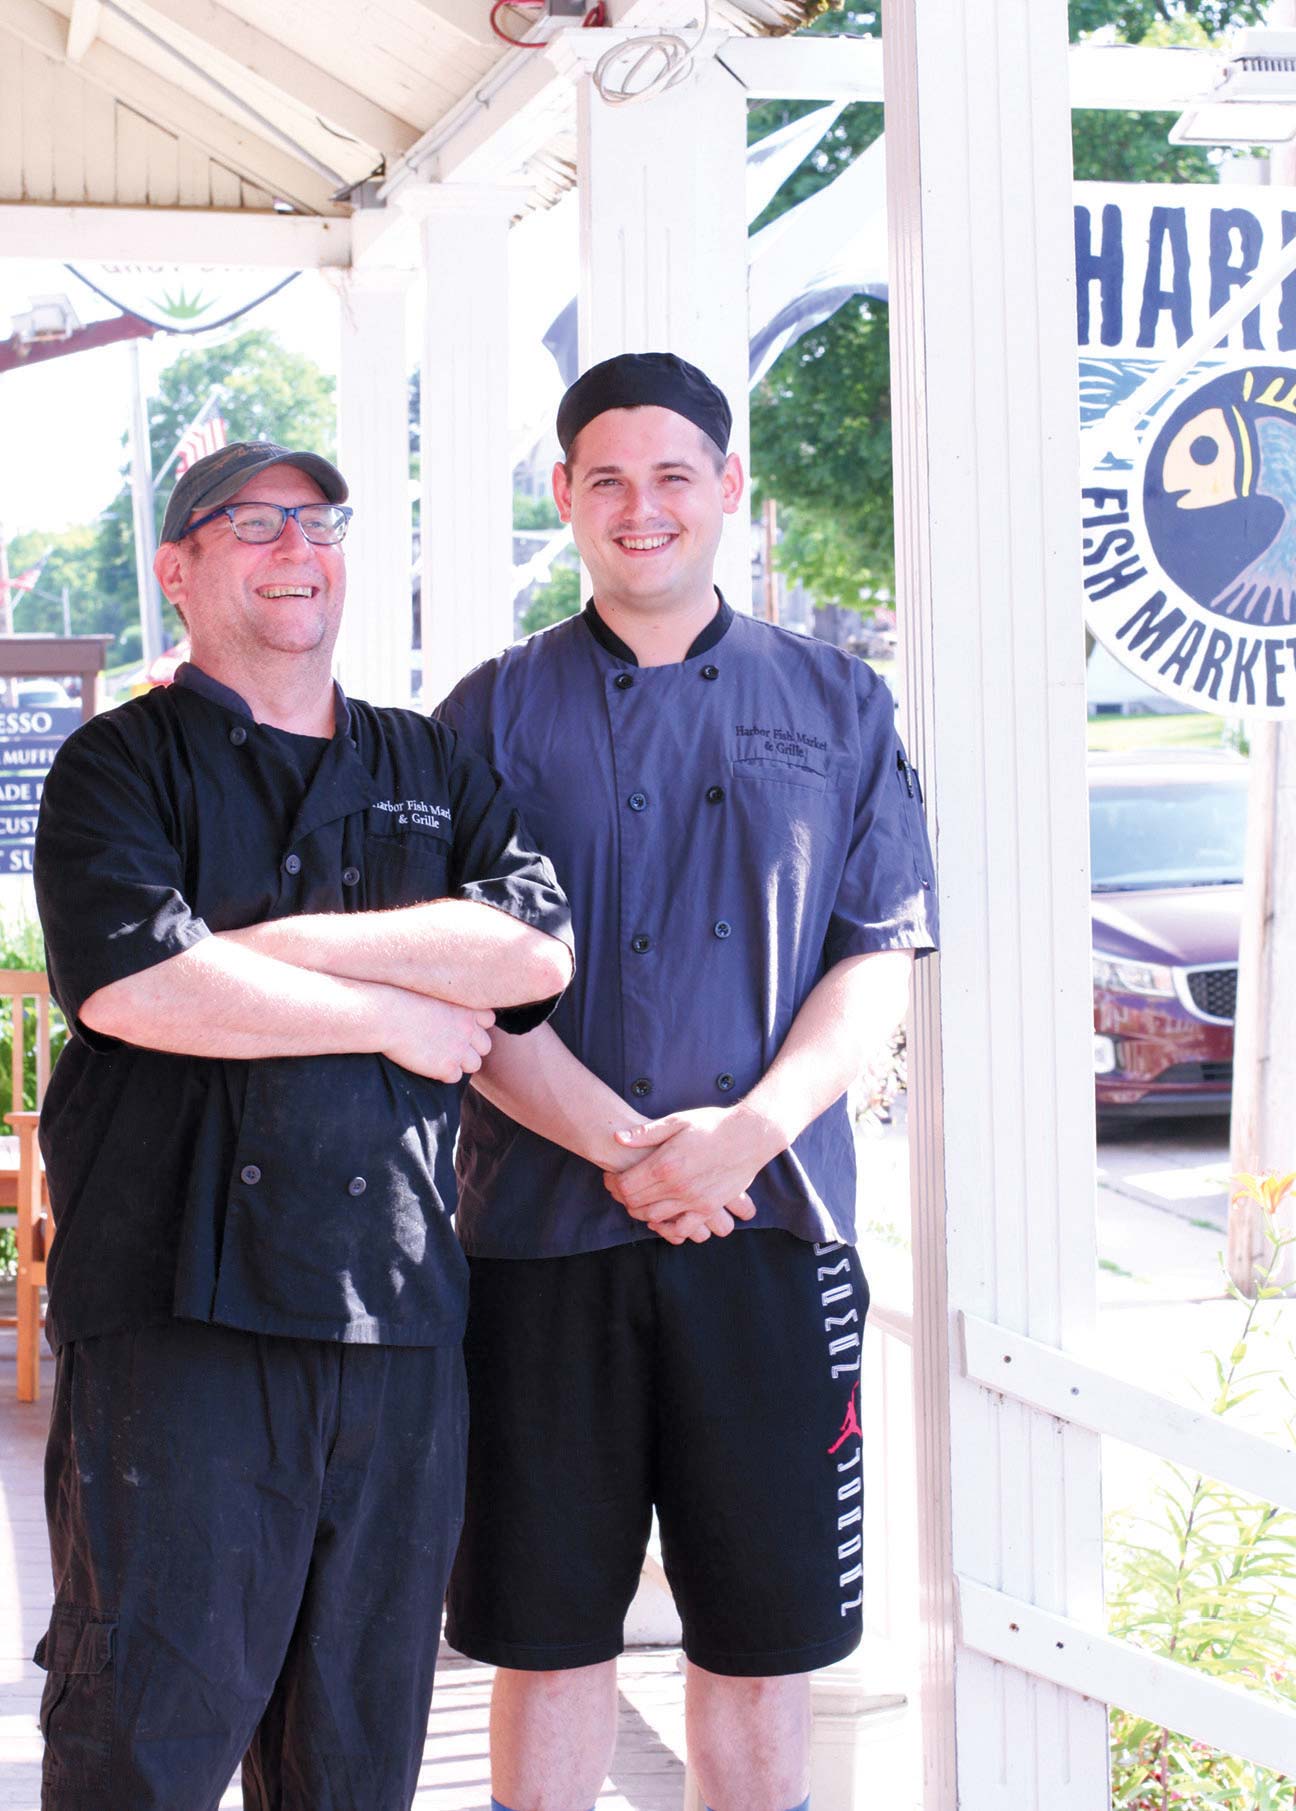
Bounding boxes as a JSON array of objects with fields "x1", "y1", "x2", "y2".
[
  {"x1": 1078, "y1": 181, "x2": 1296, "y2": 718},
  {"x1": 65, "y1": 264, "x2": 298, "y2": 334}
]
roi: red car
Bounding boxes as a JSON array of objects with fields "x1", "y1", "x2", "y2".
[{"x1": 1090, "y1": 751, "x2": 1245, "y2": 1122}]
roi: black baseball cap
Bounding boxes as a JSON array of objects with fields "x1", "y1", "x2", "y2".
[
  {"x1": 160, "y1": 441, "x2": 349, "y2": 544},
  {"x1": 557, "y1": 352, "x2": 732, "y2": 459}
]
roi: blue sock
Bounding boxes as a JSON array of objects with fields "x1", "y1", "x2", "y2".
[{"x1": 491, "y1": 1803, "x2": 595, "y2": 1811}]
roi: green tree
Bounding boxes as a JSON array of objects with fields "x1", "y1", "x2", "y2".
[
  {"x1": 514, "y1": 491, "x2": 561, "y2": 530},
  {"x1": 94, "y1": 328, "x2": 337, "y2": 659},
  {"x1": 750, "y1": 1, "x2": 1263, "y2": 612},
  {"x1": 519, "y1": 564, "x2": 580, "y2": 635},
  {"x1": 5, "y1": 524, "x2": 103, "y2": 639},
  {"x1": 750, "y1": 301, "x2": 892, "y2": 609},
  {"x1": 145, "y1": 327, "x2": 336, "y2": 472},
  {"x1": 1068, "y1": 0, "x2": 1262, "y2": 37}
]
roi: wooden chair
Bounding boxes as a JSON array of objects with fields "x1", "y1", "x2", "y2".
[
  {"x1": 0, "y1": 972, "x2": 56, "y2": 1401},
  {"x1": 10, "y1": 1109, "x2": 51, "y2": 1402}
]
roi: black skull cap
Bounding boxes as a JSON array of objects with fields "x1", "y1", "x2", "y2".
[{"x1": 557, "y1": 352, "x2": 732, "y2": 458}]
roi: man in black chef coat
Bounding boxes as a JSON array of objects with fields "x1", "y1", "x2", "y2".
[{"x1": 32, "y1": 441, "x2": 573, "y2": 1811}]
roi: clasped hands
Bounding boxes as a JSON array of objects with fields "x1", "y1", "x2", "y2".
[{"x1": 603, "y1": 1102, "x2": 785, "y2": 1246}]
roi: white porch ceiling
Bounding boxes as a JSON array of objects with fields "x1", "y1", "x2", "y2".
[{"x1": 0, "y1": 0, "x2": 817, "y2": 218}]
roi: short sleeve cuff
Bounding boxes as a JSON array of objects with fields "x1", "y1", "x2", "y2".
[
  {"x1": 61, "y1": 910, "x2": 213, "y2": 1051},
  {"x1": 825, "y1": 902, "x2": 940, "y2": 967},
  {"x1": 454, "y1": 880, "x2": 574, "y2": 1034}
]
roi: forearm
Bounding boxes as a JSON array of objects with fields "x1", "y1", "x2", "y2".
[
  {"x1": 470, "y1": 1021, "x2": 641, "y2": 1169},
  {"x1": 223, "y1": 900, "x2": 572, "y2": 1009},
  {"x1": 741, "y1": 949, "x2": 915, "y2": 1151},
  {"x1": 603, "y1": 950, "x2": 915, "y2": 1226},
  {"x1": 81, "y1": 937, "x2": 402, "y2": 1060}
]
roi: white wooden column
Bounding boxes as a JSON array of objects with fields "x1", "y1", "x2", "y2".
[
  {"x1": 564, "y1": 48, "x2": 752, "y2": 612},
  {"x1": 885, "y1": 5, "x2": 1107, "y2": 1807},
  {"x1": 416, "y1": 186, "x2": 524, "y2": 704},
  {"x1": 333, "y1": 267, "x2": 414, "y2": 707}
]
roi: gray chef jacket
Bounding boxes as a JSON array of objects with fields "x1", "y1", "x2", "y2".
[
  {"x1": 436, "y1": 599, "x2": 937, "y2": 1257},
  {"x1": 35, "y1": 664, "x2": 572, "y2": 1350}
]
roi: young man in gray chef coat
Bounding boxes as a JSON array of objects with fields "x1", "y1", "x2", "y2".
[{"x1": 436, "y1": 353, "x2": 938, "y2": 1811}]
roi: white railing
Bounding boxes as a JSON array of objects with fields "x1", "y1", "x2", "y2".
[
  {"x1": 955, "y1": 1309, "x2": 1296, "y2": 1775},
  {"x1": 861, "y1": 1299, "x2": 1296, "y2": 1783}
]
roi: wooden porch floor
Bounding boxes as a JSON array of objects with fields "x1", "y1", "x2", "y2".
[{"x1": 0, "y1": 1330, "x2": 687, "y2": 1811}]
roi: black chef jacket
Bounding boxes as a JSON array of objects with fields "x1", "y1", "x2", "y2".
[
  {"x1": 437, "y1": 599, "x2": 938, "y2": 1259},
  {"x1": 34, "y1": 665, "x2": 572, "y2": 1351}
]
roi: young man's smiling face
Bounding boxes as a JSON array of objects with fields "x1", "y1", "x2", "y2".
[
  {"x1": 554, "y1": 405, "x2": 743, "y2": 618},
  {"x1": 155, "y1": 465, "x2": 346, "y2": 674}
]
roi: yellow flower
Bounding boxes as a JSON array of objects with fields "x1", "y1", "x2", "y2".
[{"x1": 1230, "y1": 1170, "x2": 1296, "y2": 1215}]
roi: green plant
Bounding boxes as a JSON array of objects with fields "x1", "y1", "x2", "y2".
[
  {"x1": 0, "y1": 910, "x2": 64, "y2": 1279},
  {"x1": 1107, "y1": 1172, "x2": 1296, "y2": 1807}
]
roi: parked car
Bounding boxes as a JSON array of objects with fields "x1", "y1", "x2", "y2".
[
  {"x1": 1090, "y1": 750, "x2": 1245, "y2": 1122},
  {"x1": 15, "y1": 678, "x2": 75, "y2": 709}
]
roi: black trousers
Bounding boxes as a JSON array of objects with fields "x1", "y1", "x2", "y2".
[{"x1": 37, "y1": 1320, "x2": 467, "y2": 1811}]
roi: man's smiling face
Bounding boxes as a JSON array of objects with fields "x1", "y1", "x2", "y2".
[
  {"x1": 554, "y1": 405, "x2": 743, "y2": 617},
  {"x1": 156, "y1": 465, "x2": 346, "y2": 672}
]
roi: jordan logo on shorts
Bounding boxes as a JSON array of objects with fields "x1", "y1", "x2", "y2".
[
  {"x1": 814, "y1": 1241, "x2": 864, "y2": 1618},
  {"x1": 827, "y1": 1380, "x2": 863, "y2": 1455}
]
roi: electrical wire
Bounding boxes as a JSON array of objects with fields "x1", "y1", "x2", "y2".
[
  {"x1": 489, "y1": 0, "x2": 606, "y2": 47},
  {"x1": 592, "y1": 0, "x2": 711, "y2": 104},
  {"x1": 489, "y1": 0, "x2": 547, "y2": 48}
]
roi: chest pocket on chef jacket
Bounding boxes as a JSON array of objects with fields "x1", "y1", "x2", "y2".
[
  {"x1": 362, "y1": 829, "x2": 451, "y2": 908},
  {"x1": 730, "y1": 747, "x2": 832, "y2": 792}
]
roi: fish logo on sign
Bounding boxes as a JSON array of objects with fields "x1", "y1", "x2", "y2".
[{"x1": 1084, "y1": 358, "x2": 1296, "y2": 719}]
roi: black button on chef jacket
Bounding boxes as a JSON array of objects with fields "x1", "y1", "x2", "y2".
[
  {"x1": 436, "y1": 598, "x2": 938, "y2": 1260},
  {"x1": 34, "y1": 665, "x2": 573, "y2": 1351}
]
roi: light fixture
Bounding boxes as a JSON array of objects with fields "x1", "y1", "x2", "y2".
[
  {"x1": 10, "y1": 294, "x2": 83, "y2": 345},
  {"x1": 1170, "y1": 28, "x2": 1296, "y2": 147}
]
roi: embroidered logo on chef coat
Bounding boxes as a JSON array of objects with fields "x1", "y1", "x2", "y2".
[
  {"x1": 734, "y1": 722, "x2": 830, "y2": 778},
  {"x1": 367, "y1": 798, "x2": 452, "y2": 838}
]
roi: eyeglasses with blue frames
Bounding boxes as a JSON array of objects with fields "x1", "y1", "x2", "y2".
[{"x1": 179, "y1": 502, "x2": 354, "y2": 545}]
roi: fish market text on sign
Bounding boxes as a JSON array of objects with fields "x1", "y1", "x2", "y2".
[{"x1": 1078, "y1": 183, "x2": 1296, "y2": 718}]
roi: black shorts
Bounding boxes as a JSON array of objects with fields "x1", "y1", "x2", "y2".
[
  {"x1": 446, "y1": 1228, "x2": 869, "y2": 1678},
  {"x1": 37, "y1": 1320, "x2": 467, "y2": 1811}
]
